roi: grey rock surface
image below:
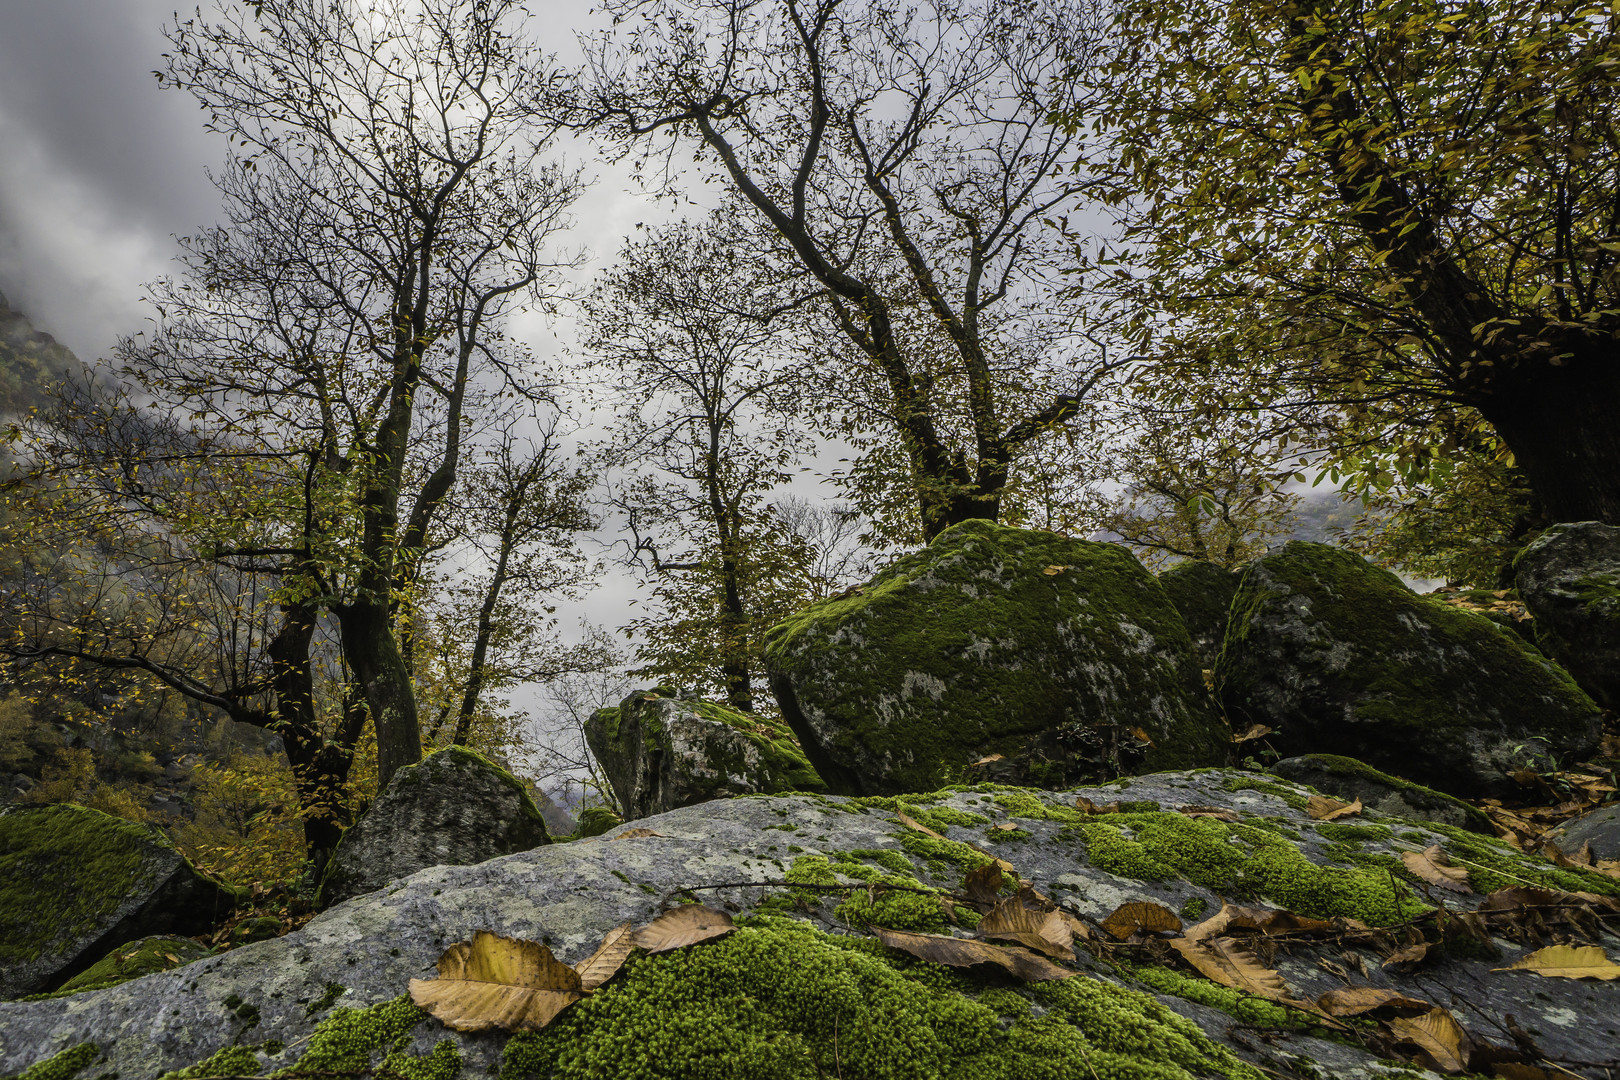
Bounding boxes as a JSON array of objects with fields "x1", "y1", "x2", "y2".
[
  {"x1": 1218, "y1": 541, "x2": 1600, "y2": 799},
  {"x1": 0, "y1": 804, "x2": 235, "y2": 999},
  {"x1": 1555, "y1": 803, "x2": 1620, "y2": 861},
  {"x1": 584, "y1": 690, "x2": 825, "y2": 819},
  {"x1": 3, "y1": 769, "x2": 1616, "y2": 1080},
  {"x1": 1269, "y1": 754, "x2": 1494, "y2": 833},
  {"x1": 765, "y1": 519, "x2": 1228, "y2": 795},
  {"x1": 317, "y1": 746, "x2": 550, "y2": 908},
  {"x1": 1516, "y1": 521, "x2": 1620, "y2": 708},
  {"x1": 1158, "y1": 560, "x2": 1241, "y2": 670}
]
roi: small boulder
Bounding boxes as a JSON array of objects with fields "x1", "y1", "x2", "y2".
[
  {"x1": 1269, "y1": 754, "x2": 1493, "y2": 833},
  {"x1": 1553, "y1": 804, "x2": 1620, "y2": 862},
  {"x1": 764, "y1": 519, "x2": 1228, "y2": 795},
  {"x1": 317, "y1": 746, "x2": 550, "y2": 908},
  {"x1": 1218, "y1": 541, "x2": 1601, "y2": 799},
  {"x1": 53, "y1": 935, "x2": 212, "y2": 995},
  {"x1": 1157, "y1": 560, "x2": 1241, "y2": 670},
  {"x1": 0, "y1": 804, "x2": 236, "y2": 998},
  {"x1": 584, "y1": 690, "x2": 826, "y2": 820},
  {"x1": 1516, "y1": 521, "x2": 1620, "y2": 708}
]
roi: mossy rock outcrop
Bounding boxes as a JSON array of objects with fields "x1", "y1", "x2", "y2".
[
  {"x1": 1516, "y1": 521, "x2": 1620, "y2": 708},
  {"x1": 764, "y1": 520, "x2": 1229, "y2": 795},
  {"x1": 1218, "y1": 541, "x2": 1601, "y2": 799},
  {"x1": 52, "y1": 935, "x2": 211, "y2": 996},
  {"x1": 317, "y1": 746, "x2": 550, "y2": 908},
  {"x1": 4, "y1": 769, "x2": 1616, "y2": 1079},
  {"x1": 584, "y1": 689, "x2": 826, "y2": 820},
  {"x1": 0, "y1": 804, "x2": 235, "y2": 999},
  {"x1": 1158, "y1": 560, "x2": 1241, "y2": 671},
  {"x1": 1268, "y1": 754, "x2": 1493, "y2": 833}
]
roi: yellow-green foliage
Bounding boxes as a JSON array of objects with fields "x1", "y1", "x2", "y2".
[
  {"x1": 14, "y1": 1043, "x2": 98, "y2": 1080},
  {"x1": 170, "y1": 753, "x2": 305, "y2": 889},
  {"x1": 54, "y1": 935, "x2": 208, "y2": 995},
  {"x1": 0, "y1": 692, "x2": 41, "y2": 770}
]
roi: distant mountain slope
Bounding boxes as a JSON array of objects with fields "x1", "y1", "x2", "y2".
[{"x1": 0, "y1": 288, "x2": 95, "y2": 413}]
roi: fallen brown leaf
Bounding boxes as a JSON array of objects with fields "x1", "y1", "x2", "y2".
[
  {"x1": 989, "y1": 822, "x2": 1022, "y2": 832},
  {"x1": 963, "y1": 862, "x2": 1004, "y2": 909},
  {"x1": 409, "y1": 930, "x2": 583, "y2": 1032},
  {"x1": 1387, "y1": 1007, "x2": 1472, "y2": 1073},
  {"x1": 1100, "y1": 900, "x2": 1183, "y2": 940},
  {"x1": 612, "y1": 828, "x2": 666, "y2": 840},
  {"x1": 1493, "y1": 944, "x2": 1620, "y2": 980},
  {"x1": 632, "y1": 904, "x2": 735, "y2": 954},
  {"x1": 1232, "y1": 723, "x2": 1274, "y2": 743},
  {"x1": 1041, "y1": 565, "x2": 1068, "y2": 575},
  {"x1": 1307, "y1": 795, "x2": 1362, "y2": 821},
  {"x1": 1177, "y1": 805, "x2": 1240, "y2": 822},
  {"x1": 1382, "y1": 942, "x2": 1433, "y2": 969},
  {"x1": 975, "y1": 899, "x2": 1075, "y2": 960},
  {"x1": 1314, "y1": 986, "x2": 1432, "y2": 1017},
  {"x1": 1169, "y1": 937, "x2": 1290, "y2": 1000},
  {"x1": 573, "y1": 922, "x2": 635, "y2": 992},
  {"x1": 1402, "y1": 845, "x2": 1473, "y2": 893},
  {"x1": 970, "y1": 753, "x2": 1005, "y2": 766},
  {"x1": 1073, "y1": 796, "x2": 1120, "y2": 814},
  {"x1": 894, "y1": 810, "x2": 946, "y2": 840},
  {"x1": 872, "y1": 926, "x2": 1072, "y2": 982}
]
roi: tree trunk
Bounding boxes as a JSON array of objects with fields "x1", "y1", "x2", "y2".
[
  {"x1": 337, "y1": 597, "x2": 421, "y2": 787},
  {"x1": 1472, "y1": 336, "x2": 1620, "y2": 527}
]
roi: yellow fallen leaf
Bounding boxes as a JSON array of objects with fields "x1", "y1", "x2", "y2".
[
  {"x1": 1042, "y1": 565, "x2": 1068, "y2": 575},
  {"x1": 573, "y1": 921, "x2": 635, "y2": 992},
  {"x1": 409, "y1": 930, "x2": 582, "y2": 1032},
  {"x1": 1073, "y1": 796, "x2": 1120, "y2": 814},
  {"x1": 632, "y1": 904, "x2": 735, "y2": 954},
  {"x1": 1231, "y1": 723, "x2": 1274, "y2": 743},
  {"x1": 989, "y1": 822, "x2": 1021, "y2": 832},
  {"x1": 971, "y1": 753, "x2": 1005, "y2": 766},
  {"x1": 894, "y1": 810, "x2": 946, "y2": 840},
  {"x1": 1306, "y1": 795, "x2": 1362, "y2": 821},
  {"x1": 1386, "y1": 1007, "x2": 1471, "y2": 1073},
  {"x1": 1168, "y1": 937, "x2": 1290, "y2": 1000},
  {"x1": 1493, "y1": 944, "x2": 1620, "y2": 980},
  {"x1": 1314, "y1": 986, "x2": 1431, "y2": 1017},
  {"x1": 1100, "y1": 901, "x2": 1182, "y2": 940},
  {"x1": 612, "y1": 828, "x2": 666, "y2": 840},
  {"x1": 1402, "y1": 845, "x2": 1473, "y2": 893}
]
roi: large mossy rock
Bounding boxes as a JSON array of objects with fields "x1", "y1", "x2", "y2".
[
  {"x1": 1269, "y1": 754, "x2": 1493, "y2": 833},
  {"x1": 1158, "y1": 560, "x2": 1242, "y2": 670},
  {"x1": 1218, "y1": 541, "x2": 1601, "y2": 799},
  {"x1": 4, "y1": 769, "x2": 1618, "y2": 1080},
  {"x1": 764, "y1": 520, "x2": 1228, "y2": 795},
  {"x1": 584, "y1": 689, "x2": 826, "y2": 820},
  {"x1": 317, "y1": 746, "x2": 550, "y2": 908},
  {"x1": 1515, "y1": 521, "x2": 1620, "y2": 708},
  {"x1": 0, "y1": 804, "x2": 235, "y2": 999},
  {"x1": 52, "y1": 935, "x2": 212, "y2": 996}
]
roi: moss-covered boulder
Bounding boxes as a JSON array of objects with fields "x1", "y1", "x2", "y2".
[
  {"x1": 1516, "y1": 521, "x2": 1620, "y2": 708},
  {"x1": 52, "y1": 935, "x2": 212, "y2": 996},
  {"x1": 1158, "y1": 560, "x2": 1242, "y2": 670},
  {"x1": 317, "y1": 746, "x2": 550, "y2": 908},
  {"x1": 1218, "y1": 541, "x2": 1601, "y2": 799},
  {"x1": 0, "y1": 804, "x2": 235, "y2": 999},
  {"x1": 763, "y1": 520, "x2": 1228, "y2": 795},
  {"x1": 584, "y1": 689, "x2": 826, "y2": 820},
  {"x1": 1269, "y1": 754, "x2": 1493, "y2": 833}
]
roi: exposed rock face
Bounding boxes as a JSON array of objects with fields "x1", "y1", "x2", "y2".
[
  {"x1": 3, "y1": 770, "x2": 1617, "y2": 1080},
  {"x1": 1555, "y1": 804, "x2": 1620, "y2": 862},
  {"x1": 317, "y1": 747, "x2": 550, "y2": 908},
  {"x1": 1158, "y1": 560, "x2": 1241, "y2": 670},
  {"x1": 1516, "y1": 521, "x2": 1620, "y2": 708},
  {"x1": 765, "y1": 520, "x2": 1229, "y2": 795},
  {"x1": 585, "y1": 690, "x2": 825, "y2": 820},
  {"x1": 1218, "y1": 542, "x2": 1601, "y2": 799},
  {"x1": 1269, "y1": 754, "x2": 1494, "y2": 833},
  {"x1": 0, "y1": 804, "x2": 236, "y2": 999}
]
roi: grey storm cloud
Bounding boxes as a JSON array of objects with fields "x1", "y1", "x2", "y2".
[{"x1": 0, "y1": 0, "x2": 221, "y2": 361}]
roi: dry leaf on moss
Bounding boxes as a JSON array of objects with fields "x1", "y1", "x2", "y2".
[
  {"x1": 1306, "y1": 795, "x2": 1362, "y2": 821},
  {"x1": 1493, "y1": 944, "x2": 1620, "y2": 980},
  {"x1": 1183, "y1": 902, "x2": 1331, "y2": 942},
  {"x1": 1100, "y1": 901, "x2": 1182, "y2": 939},
  {"x1": 1177, "y1": 805, "x2": 1240, "y2": 822},
  {"x1": 964, "y1": 862, "x2": 1004, "y2": 908},
  {"x1": 1169, "y1": 937, "x2": 1290, "y2": 1000},
  {"x1": 1383, "y1": 942, "x2": 1433, "y2": 969},
  {"x1": 632, "y1": 904, "x2": 735, "y2": 953},
  {"x1": 612, "y1": 828, "x2": 666, "y2": 840},
  {"x1": 1073, "y1": 796, "x2": 1120, "y2": 814},
  {"x1": 1387, "y1": 1007, "x2": 1472, "y2": 1073},
  {"x1": 873, "y1": 926, "x2": 1071, "y2": 982},
  {"x1": 990, "y1": 822, "x2": 1022, "y2": 832},
  {"x1": 1314, "y1": 986, "x2": 1432, "y2": 1017},
  {"x1": 975, "y1": 899, "x2": 1075, "y2": 959},
  {"x1": 1402, "y1": 845, "x2": 1473, "y2": 893},
  {"x1": 409, "y1": 930, "x2": 583, "y2": 1032},
  {"x1": 894, "y1": 810, "x2": 947, "y2": 840},
  {"x1": 1042, "y1": 565, "x2": 1068, "y2": 575},
  {"x1": 574, "y1": 922, "x2": 635, "y2": 992}
]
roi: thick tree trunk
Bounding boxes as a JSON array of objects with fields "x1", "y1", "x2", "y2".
[
  {"x1": 1472, "y1": 337, "x2": 1620, "y2": 527},
  {"x1": 337, "y1": 597, "x2": 421, "y2": 787},
  {"x1": 264, "y1": 603, "x2": 350, "y2": 861}
]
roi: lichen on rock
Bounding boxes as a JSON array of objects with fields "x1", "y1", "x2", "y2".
[
  {"x1": 317, "y1": 746, "x2": 550, "y2": 908},
  {"x1": 584, "y1": 689, "x2": 825, "y2": 819},
  {"x1": 1217, "y1": 541, "x2": 1601, "y2": 799},
  {"x1": 1157, "y1": 561, "x2": 1241, "y2": 671},
  {"x1": 764, "y1": 519, "x2": 1228, "y2": 795},
  {"x1": 1515, "y1": 520, "x2": 1620, "y2": 709}
]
